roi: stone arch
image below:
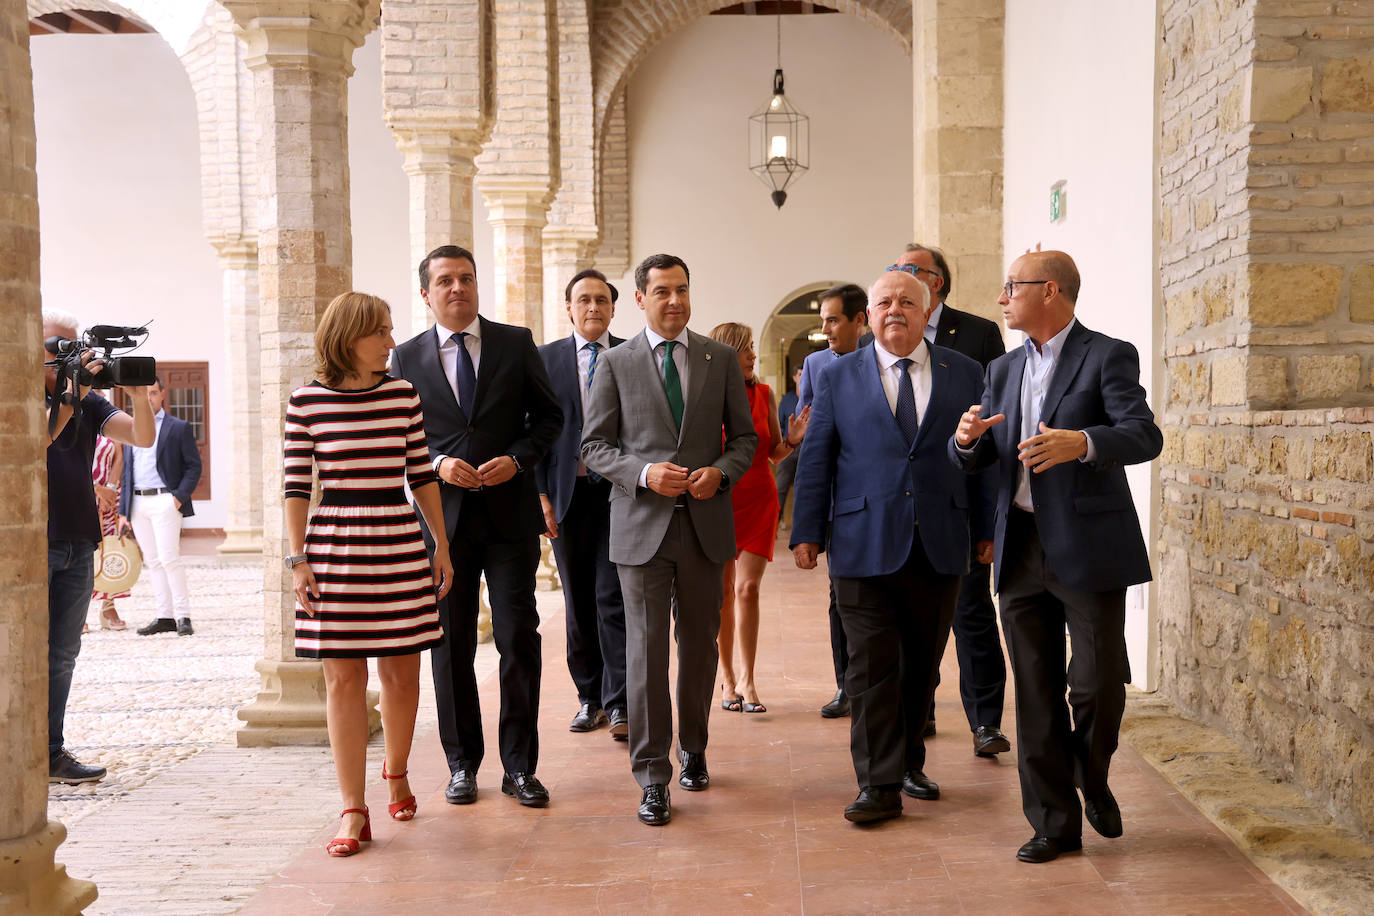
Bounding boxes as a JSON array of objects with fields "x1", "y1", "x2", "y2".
[
  {"x1": 592, "y1": 0, "x2": 911, "y2": 146},
  {"x1": 27, "y1": 0, "x2": 216, "y2": 53},
  {"x1": 758, "y1": 279, "x2": 840, "y2": 392}
]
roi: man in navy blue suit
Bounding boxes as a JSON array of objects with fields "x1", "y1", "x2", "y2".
[
  {"x1": 791, "y1": 269, "x2": 991, "y2": 824},
  {"x1": 536, "y1": 269, "x2": 629, "y2": 740},
  {"x1": 952, "y1": 250, "x2": 1162, "y2": 863},
  {"x1": 120, "y1": 376, "x2": 203, "y2": 637}
]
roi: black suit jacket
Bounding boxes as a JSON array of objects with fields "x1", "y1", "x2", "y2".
[
  {"x1": 119, "y1": 413, "x2": 201, "y2": 518},
  {"x1": 950, "y1": 321, "x2": 1163, "y2": 594},
  {"x1": 389, "y1": 316, "x2": 563, "y2": 542},
  {"x1": 534, "y1": 332, "x2": 624, "y2": 524},
  {"x1": 930, "y1": 303, "x2": 1005, "y2": 368}
]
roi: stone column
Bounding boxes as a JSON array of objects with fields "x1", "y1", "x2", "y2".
[
  {"x1": 214, "y1": 241, "x2": 263, "y2": 554},
  {"x1": 479, "y1": 179, "x2": 551, "y2": 336},
  {"x1": 541, "y1": 228, "x2": 596, "y2": 342},
  {"x1": 393, "y1": 129, "x2": 482, "y2": 333},
  {"x1": 0, "y1": 5, "x2": 97, "y2": 911},
  {"x1": 911, "y1": 0, "x2": 1004, "y2": 323},
  {"x1": 223, "y1": 0, "x2": 379, "y2": 746}
]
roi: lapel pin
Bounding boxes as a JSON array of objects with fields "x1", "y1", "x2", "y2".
[
  {"x1": 705, "y1": 353, "x2": 712, "y2": 361},
  {"x1": 939, "y1": 362, "x2": 947, "y2": 368}
]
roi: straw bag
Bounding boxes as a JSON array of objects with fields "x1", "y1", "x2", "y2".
[{"x1": 93, "y1": 534, "x2": 142, "y2": 594}]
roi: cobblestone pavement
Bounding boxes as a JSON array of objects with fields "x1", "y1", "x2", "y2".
[{"x1": 53, "y1": 553, "x2": 547, "y2": 915}]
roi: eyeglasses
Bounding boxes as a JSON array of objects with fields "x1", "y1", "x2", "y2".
[
  {"x1": 1002, "y1": 280, "x2": 1050, "y2": 298},
  {"x1": 886, "y1": 263, "x2": 941, "y2": 280}
]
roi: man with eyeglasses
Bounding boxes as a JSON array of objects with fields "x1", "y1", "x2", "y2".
[
  {"x1": 950, "y1": 250, "x2": 1162, "y2": 863},
  {"x1": 890, "y1": 244, "x2": 1010, "y2": 760}
]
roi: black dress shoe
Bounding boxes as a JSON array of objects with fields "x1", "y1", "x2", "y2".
[
  {"x1": 678, "y1": 751, "x2": 709, "y2": 791},
  {"x1": 972, "y1": 724, "x2": 1011, "y2": 757},
  {"x1": 1085, "y1": 788, "x2": 1123, "y2": 838},
  {"x1": 48, "y1": 748, "x2": 106, "y2": 784},
  {"x1": 176, "y1": 617, "x2": 194, "y2": 636},
  {"x1": 137, "y1": 618, "x2": 176, "y2": 635},
  {"x1": 445, "y1": 769, "x2": 477, "y2": 805},
  {"x1": 638, "y1": 784, "x2": 671, "y2": 826},
  {"x1": 844, "y1": 786, "x2": 902, "y2": 823},
  {"x1": 820, "y1": 689, "x2": 850, "y2": 718},
  {"x1": 569, "y1": 703, "x2": 607, "y2": 732},
  {"x1": 1016, "y1": 834, "x2": 1082, "y2": 863},
  {"x1": 923, "y1": 718, "x2": 937, "y2": 738},
  {"x1": 608, "y1": 707, "x2": 629, "y2": 741},
  {"x1": 901, "y1": 770, "x2": 940, "y2": 800},
  {"x1": 501, "y1": 772, "x2": 550, "y2": 807}
]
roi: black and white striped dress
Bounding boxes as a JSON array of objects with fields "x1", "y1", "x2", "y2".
[{"x1": 284, "y1": 376, "x2": 444, "y2": 658}]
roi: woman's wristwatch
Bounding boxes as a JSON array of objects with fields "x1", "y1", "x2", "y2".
[{"x1": 284, "y1": 554, "x2": 309, "y2": 569}]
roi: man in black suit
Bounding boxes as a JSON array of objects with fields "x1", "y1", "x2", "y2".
[
  {"x1": 390, "y1": 245, "x2": 563, "y2": 808},
  {"x1": 952, "y1": 250, "x2": 1163, "y2": 862},
  {"x1": 536, "y1": 269, "x2": 629, "y2": 740},
  {"x1": 119, "y1": 376, "x2": 203, "y2": 637},
  {"x1": 892, "y1": 243, "x2": 1011, "y2": 759}
]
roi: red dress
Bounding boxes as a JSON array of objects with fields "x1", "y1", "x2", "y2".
[{"x1": 730, "y1": 382, "x2": 781, "y2": 560}]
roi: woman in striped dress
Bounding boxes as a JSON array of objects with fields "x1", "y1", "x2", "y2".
[{"x1": 284, "y1": 292, "x2": 453, "y2": 857}]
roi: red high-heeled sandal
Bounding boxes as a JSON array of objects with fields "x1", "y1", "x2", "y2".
[
  {"x1": 325, "y1": 807, "x2": 371, "y2": 857},
  {"x1": 382, "y1": 762, "x2": 417, "y2": 821}
]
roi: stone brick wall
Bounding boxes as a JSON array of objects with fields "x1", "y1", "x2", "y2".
[
  {"x1": 1159, "y1": 0, "x2": 1374, "y2": 840},
  {"x1": 595, "y1": 87, "x2": 629, "y2": 277}
]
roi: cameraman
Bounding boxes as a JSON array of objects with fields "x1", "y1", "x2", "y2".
[{"x1": 43, "y1": 309, "x2": 154, "y2": 783}]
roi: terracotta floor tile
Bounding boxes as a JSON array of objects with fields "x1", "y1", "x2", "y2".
[{"x1": 247, "y1": 535, "x2": 1305, "y2": 913}]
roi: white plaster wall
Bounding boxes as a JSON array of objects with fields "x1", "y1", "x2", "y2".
[
  {"x1": 1003, "y1": 0, "x2": 1160, "y2": 688},
  {"x1": 31, "y1": 32, "x2": 227, "y2": 529},
  {"x1": 619, "y1": 13, "x2": 913, "y2": 379}
]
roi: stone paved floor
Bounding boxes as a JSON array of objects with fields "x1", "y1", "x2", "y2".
[{"x1": 45, "y1": 537, "x2": 1318, "y2": 915}]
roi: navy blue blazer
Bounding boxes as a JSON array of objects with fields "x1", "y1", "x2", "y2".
[
  {"x1": 534, "y1": 332, "x2": 624, "y2": 524},
  {"x1": 790, "y1": 343, "x2": 991, "y2": 580},
  {"x1": 389, "y1": 315, "x2": 563, "y2": 543},
  {"x1": 119, "y1": 413, "x2": 202, "y2": 518},
  {"x1": 949, "y1": 321, "x2": 1163, "y2": 594}
]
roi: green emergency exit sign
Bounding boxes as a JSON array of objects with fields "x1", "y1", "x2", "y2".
[{"x1": 1050, "y1": 180, "x2": 1067, "y2": 223}]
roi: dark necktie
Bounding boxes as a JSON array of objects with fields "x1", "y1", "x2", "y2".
[
  {"x1": 585, "y1": 341, "x2": 602, "y2": 389},
  {"x1": 895, "y1": 357, "x2": 918, "y2": 444},
  {"x1": 662, "y1": 340, "x2": 684, "y2": 430},
  {"x1": 452, "y1": 331, "x2": 477, "y2": 413}
]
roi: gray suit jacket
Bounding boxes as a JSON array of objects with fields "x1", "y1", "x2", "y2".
[{"x1": 581, "y1": 328, "x2": 758, "y2": 567}]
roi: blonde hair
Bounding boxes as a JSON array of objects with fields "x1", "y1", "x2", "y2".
[
  {"x1": 315, "y1": 292, "x2": 391, "y2": 387},
  {"x1": 709, "y1": 322, "x2": 756, "y2": 385}
]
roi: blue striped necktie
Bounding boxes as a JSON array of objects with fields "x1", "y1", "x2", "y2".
[{"x1": 895, "y1": 358, "x2": 918, "y2": 444}]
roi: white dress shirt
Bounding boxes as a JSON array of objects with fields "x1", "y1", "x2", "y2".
[
  {"x1": 132, "y1": 410, "x2": 167, "y2": 489},
  {"x1": 572, "y1": 328, "x2": 612, "y2": 477},
  {"x1": 872, "y1": 339, "x2": 932, "y2": 428},
  {"x1": 924, "y1": 302, "x2": 945, "y2": 346},
  {"x1": 1014, "y1": 318, "x2": 1096, "y2": 511},
  {"x1": 638, "y1": 327, "x2": 691, "y2": 488},
  {"x1": 431, "y1": 318, "x2": 482, "y2": 473}
]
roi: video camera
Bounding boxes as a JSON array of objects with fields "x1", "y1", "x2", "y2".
[{"x1": 45, "y1": 324, "x2": 157, "y2": 440}]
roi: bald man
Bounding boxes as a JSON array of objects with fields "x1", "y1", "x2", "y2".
[
  {"x1": 792, "y1": 269, "x2": 988, "y2": 824},
  {"x1": 951, "y1": 251, "x2": 1162, "y2": 863}
]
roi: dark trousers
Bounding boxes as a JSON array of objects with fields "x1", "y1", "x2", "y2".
[
  {"x1": 48, "y1": 539, "x2": 95, "y2": 756},
  {"x1": 951, "y1": 557, "x2": 1007, "y2": 730},
  {"x1": 774, "y1": 447, "x2": 799, "y2": 515},
  {"x1": 1000, "y1": 508, "x2": 1130, "y2": 839},
  {"x1": 834, "y1": 537, "x2": 959, "y2": 788},
  {"x1": 550, "y1": 475, "x2": 627, "y2": 712},
  {"x1": 822, "y1": 554, "x2": 848, "y2": 689},
  {"x1": 434, "y1": 494, "x2": 542, "y2": 775},
  {"x1": 616, "y1": 510, "x2": 723, "y2": 788}
]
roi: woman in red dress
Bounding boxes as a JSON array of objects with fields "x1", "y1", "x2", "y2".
[{"x1": 710, "y1": 323, "x2": 809, "y2": 714}]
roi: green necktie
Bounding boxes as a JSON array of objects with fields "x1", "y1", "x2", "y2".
[{"x1": 662, "y1": 340, "x2": 684, "y2": 430}]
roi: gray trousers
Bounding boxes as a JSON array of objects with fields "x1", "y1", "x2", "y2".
[{"x1": 616, "y1": 509, "x2": 724, "y2": 788}]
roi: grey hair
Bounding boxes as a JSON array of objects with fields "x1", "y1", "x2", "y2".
[{"x1": 42, "y1": 308, "x2": 81, "y2": 336}]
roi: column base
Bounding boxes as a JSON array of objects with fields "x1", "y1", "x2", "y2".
[
  {"x1": 216, "y1": 526, "x2": 263, "y2": 555},
  {"x1": 236, "y1": 658, "x2": 380, "y2": 747},
  {"x1": 478, "y1": 579, "x2": 493, "y2": 644},
  {"x1": 0, "y1": 821, "x2": 97, "y2": 916},
  {"x1": 537, "y1": 539, "x2": 561, "y2": 592}
]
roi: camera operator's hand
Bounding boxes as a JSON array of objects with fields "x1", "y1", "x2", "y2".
[{"x1": 76, "y1": 350, "x2": 104, "y2": 401}]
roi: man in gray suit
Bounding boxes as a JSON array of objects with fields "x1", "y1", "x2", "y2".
[{"x1": 582, "y1": 253, "x2": 757, "y2": 826}]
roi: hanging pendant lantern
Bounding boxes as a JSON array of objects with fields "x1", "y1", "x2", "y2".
[{"x1": 748, "y1": 10, "x2": 809, "y2": 209}]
